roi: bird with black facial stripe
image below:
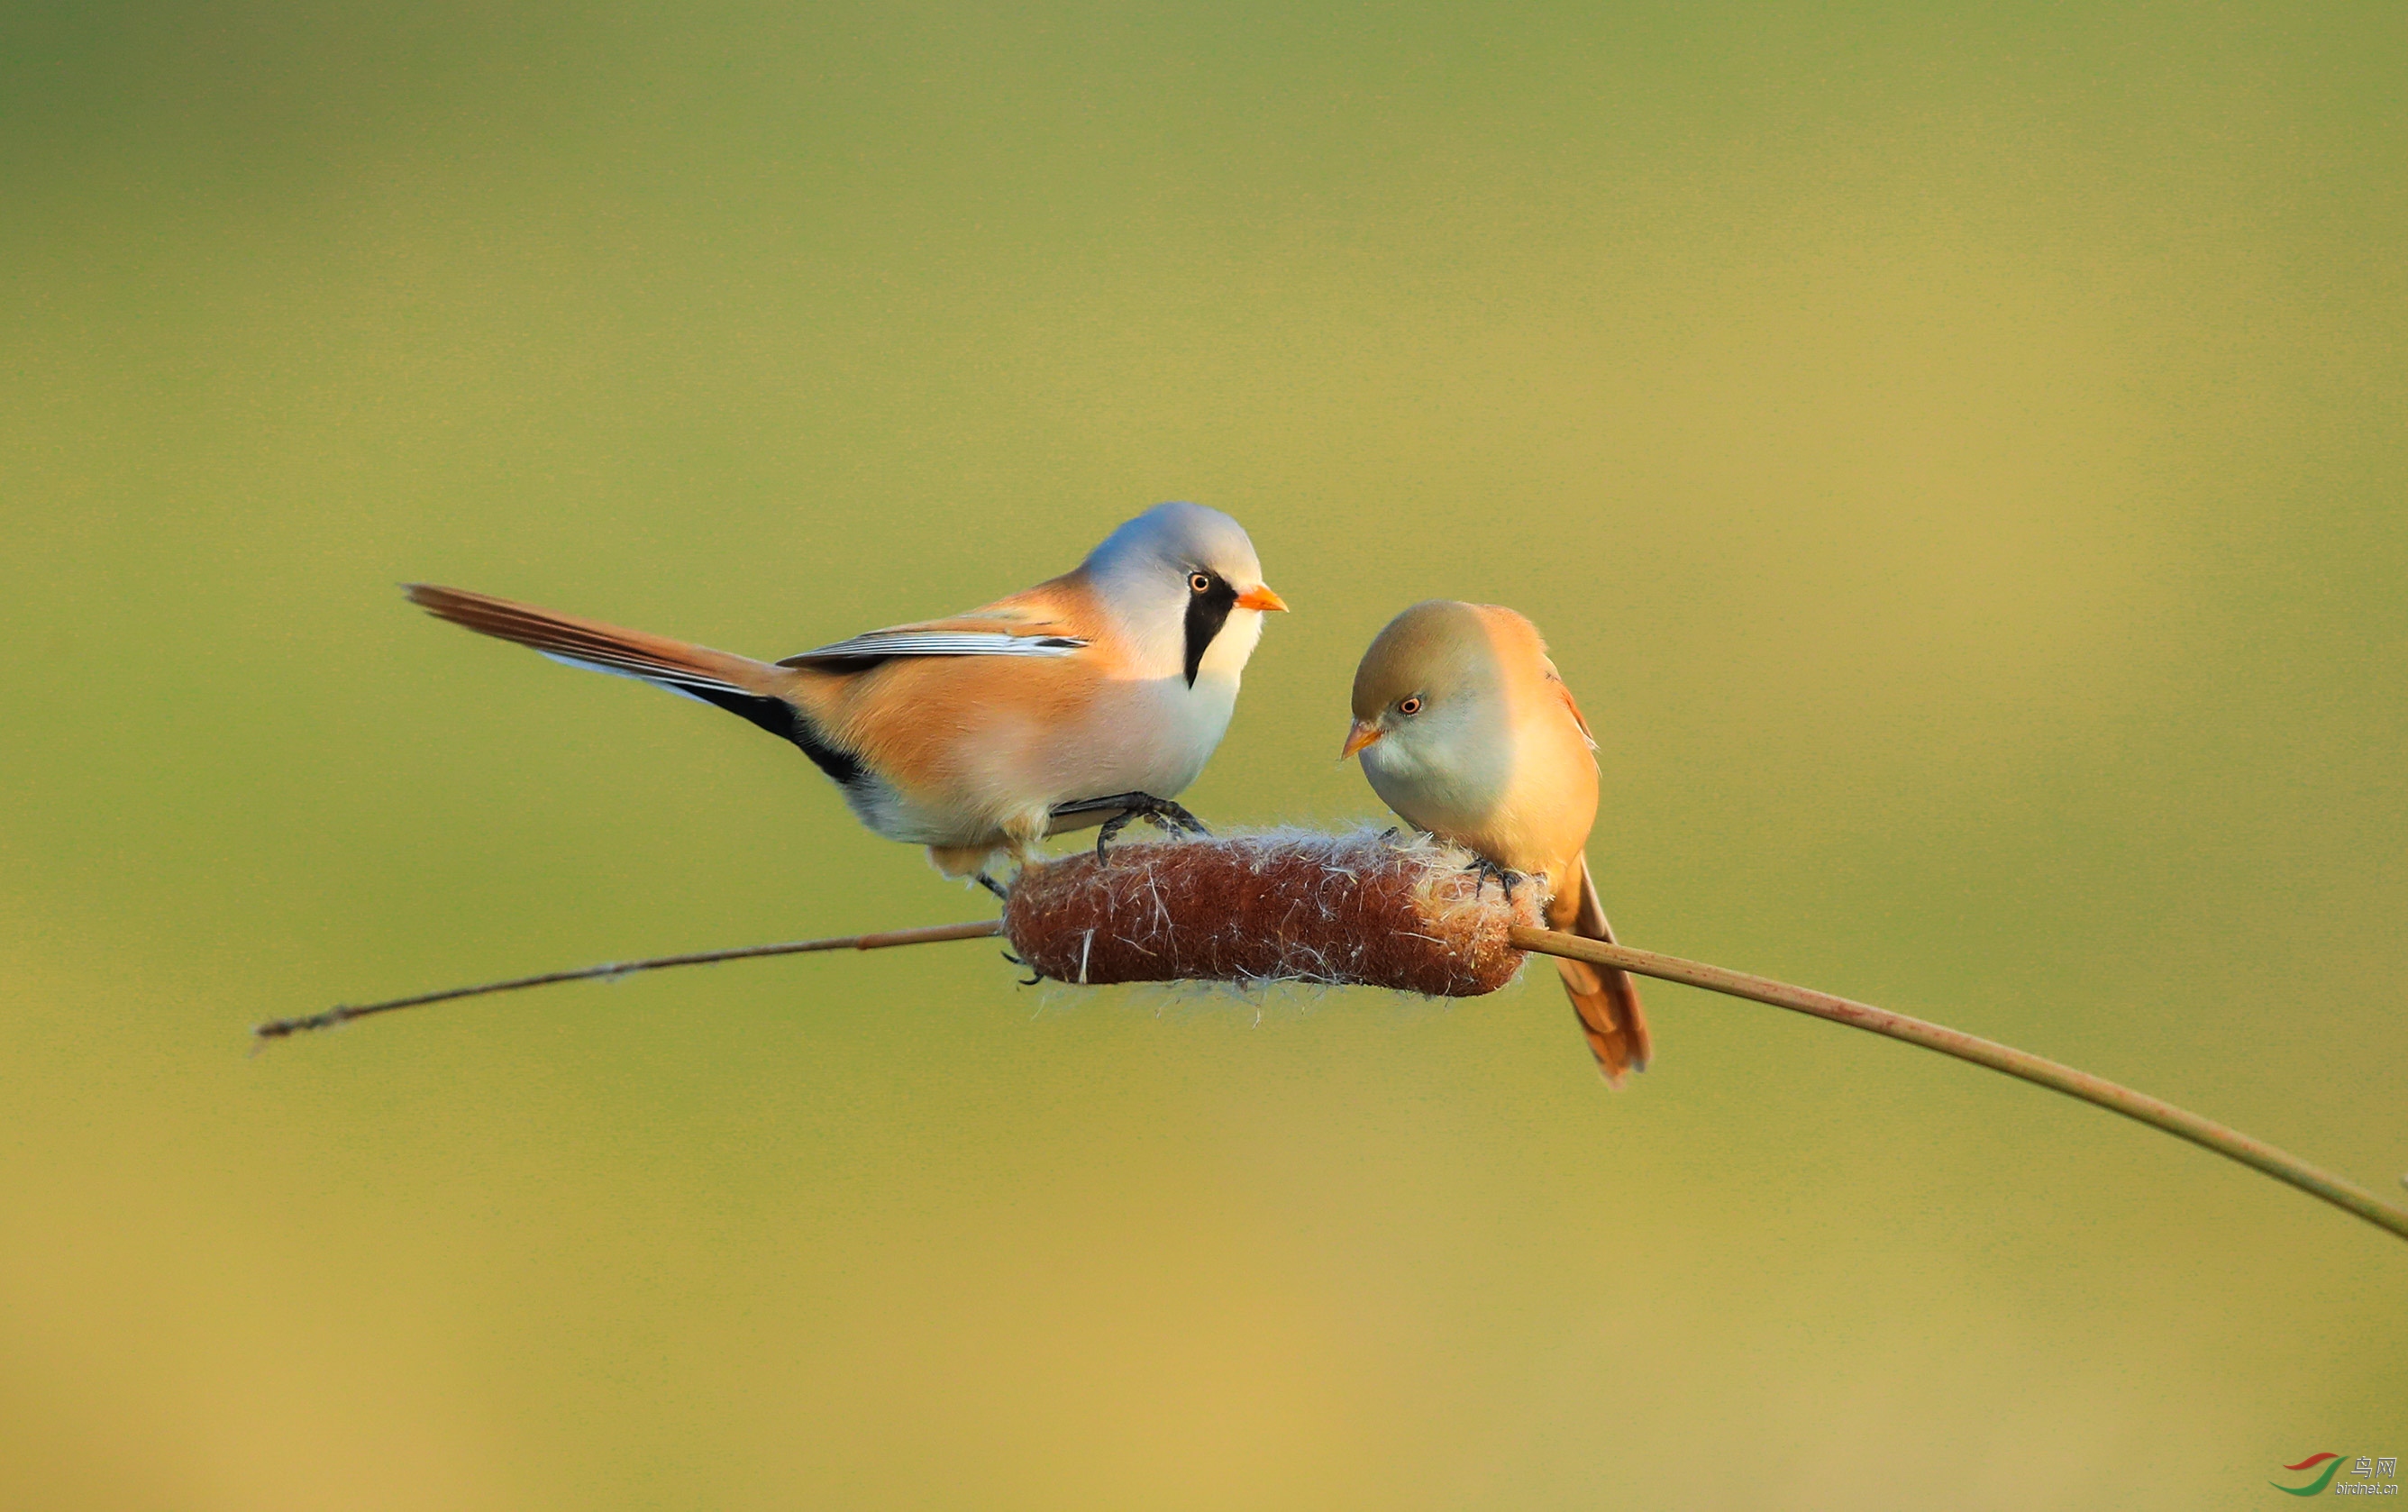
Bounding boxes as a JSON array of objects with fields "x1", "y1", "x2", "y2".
[{"x1": 406, "y1": 503, "x2": 1287, "y2": 892}]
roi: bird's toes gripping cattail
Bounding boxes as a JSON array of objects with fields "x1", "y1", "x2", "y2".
[{"x1": 1001, "y1": 828, "x2": 1541, "y2": 995}]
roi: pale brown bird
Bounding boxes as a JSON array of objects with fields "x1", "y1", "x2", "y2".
[
  {"x1": 407, "y1": 503, "x2": 1287, "y2": 892},
  {"x1": 1342, "y1": 600, "x2": 1652, "y2": 1082}
]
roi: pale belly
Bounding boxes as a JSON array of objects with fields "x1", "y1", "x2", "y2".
[
  {"x1": 1362, "y1": 757, "x2": 1540, "y2": 869},
  {"x1": 1361, "y1": 725, "x2": 1596, "y2": 882},
  {"x1": 1040, "y1": 670, "x2": 1237, "y2": 804},
  {"x1": 846, "y1": 670, "x2": 1239, "y2": 848}
]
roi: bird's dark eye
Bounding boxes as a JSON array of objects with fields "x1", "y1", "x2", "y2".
[
  {"x1": 1188, "y1": 571, "x2": 1213, "y2": 594},
  {"x1": 1399, "y1": 696, "x2": 1424, "y2": 716}
]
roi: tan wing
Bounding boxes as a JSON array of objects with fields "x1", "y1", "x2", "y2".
[
  {"x1": 775, "y1": 576, "x2": 1096, "y2": 669},
  {"x1": 1547, "y1": 853, "x2": 1653, "y2": 1085},
  {"x1": 1541, "y1": 658, "x2": 1598, "y2": 751}
]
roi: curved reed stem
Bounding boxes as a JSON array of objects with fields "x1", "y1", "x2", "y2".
[{"x1": 1511, "y1": 925, "x2": 2408, "y2": 1243}]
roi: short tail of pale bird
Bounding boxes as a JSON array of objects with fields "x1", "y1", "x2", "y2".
[{"x1": 1550, "y1": 855, "x2": 1653, "y2": 1084}]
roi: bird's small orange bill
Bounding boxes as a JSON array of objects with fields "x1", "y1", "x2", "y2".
[
  {"x1": 1236, "y1": 585, "x2": 1290, "y2": 613},
  {"x1": 1340, "y1": 719, "x2": 1383, "y2": 760}
]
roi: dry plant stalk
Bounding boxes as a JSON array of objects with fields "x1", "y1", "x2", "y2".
[
  {"x1": 249, "y1": 921, "x2": 1006, "y2": 1040},
  {"x1": 254, "y1": 830, "x2": 2408, "y2": 1244}
]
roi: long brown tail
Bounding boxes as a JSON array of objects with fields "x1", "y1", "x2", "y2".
[
  {"x1": 402, "y1": 585, "x2": 857, "y2": 780},
  {"x1": 1549, "y1": 854, "x2": 1653, "y2": 1085}
]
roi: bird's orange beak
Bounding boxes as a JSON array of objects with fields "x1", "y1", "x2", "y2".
[
  {"x1": 1340, "y1": 719, "x2": 1383, "y2": 760},
  {"x1": 1235, "y1": 585, "x2": 1290, "y2": 613}
]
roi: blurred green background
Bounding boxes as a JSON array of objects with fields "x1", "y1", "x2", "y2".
[{"x1": 4, "y1": 2, "x2": 2403, "y2": 1506}]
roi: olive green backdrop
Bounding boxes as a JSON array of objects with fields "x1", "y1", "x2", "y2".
[{"x1": 3, "y1": 3, "x2": 2402, "y2": 1507}]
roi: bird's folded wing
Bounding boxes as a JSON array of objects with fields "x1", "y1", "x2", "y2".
[
  {"x1": 1543, "y1": 660, "x2": 1599, "y2": 751},
  {"x1": 777, "y1": 615, "x2": 1089, "y2": 669}
]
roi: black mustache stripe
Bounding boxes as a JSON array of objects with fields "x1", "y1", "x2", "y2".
[{"x1": 1182, "y1": 578, "x2": 1239, "y2": 687}]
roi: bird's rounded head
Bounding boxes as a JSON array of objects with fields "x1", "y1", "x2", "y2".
[
  {"x1": 1083, "y1": 502, "x2": 1288, "y2": 687},
  {"x1": 1342, "y1": 599, "x2": 1533, "y2": 761}
]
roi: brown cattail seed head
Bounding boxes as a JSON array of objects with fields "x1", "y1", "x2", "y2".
[{"x1": 1003, "y1": 829, "x2": 1538, "y2": 995}]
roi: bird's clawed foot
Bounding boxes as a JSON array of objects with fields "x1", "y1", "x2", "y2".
[
  {"x1": 975, "y1": 871, "x2": 1011, "y2": 903},
  {"x1": 1050, "y1": 791, "x2": 1211, "y2": 861},
  {"x1": 1464, "y1": 855, "x2": 1528, "y2": 903},
  {"x1": 1000, "y1": 948, "x2": 1043, "y2": 986}
]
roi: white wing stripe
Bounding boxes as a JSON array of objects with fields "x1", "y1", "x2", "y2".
[{"x1": 787, "y1": 632, "x2": 1088, "y2": 662}]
